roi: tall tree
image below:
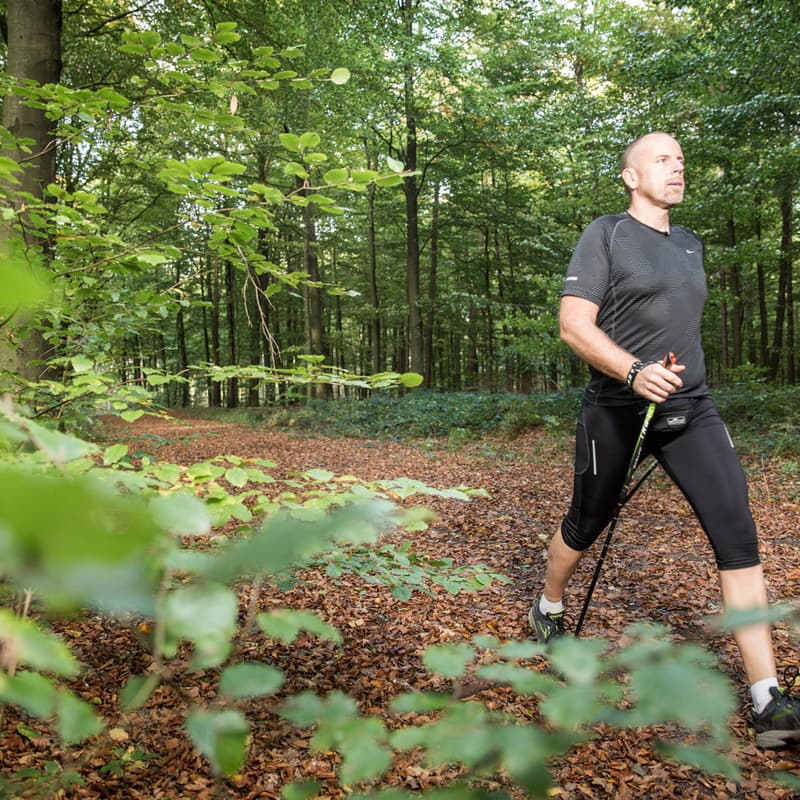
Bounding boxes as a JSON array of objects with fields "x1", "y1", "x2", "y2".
[{"x1": 0, "y1": 0, "x2": 62, "y2": 379}]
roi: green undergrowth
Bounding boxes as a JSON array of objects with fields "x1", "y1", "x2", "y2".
[{"x1": 179, "y1": 383, "x2": 799, "y2": 458}]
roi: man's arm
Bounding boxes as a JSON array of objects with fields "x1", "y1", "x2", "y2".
[{"x1": 560, "y1": 295, "x2": 683, "y2": 403}]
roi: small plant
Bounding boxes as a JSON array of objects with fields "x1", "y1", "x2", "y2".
[
  {"x1": 1, "y1": 760, "x2": 85, "y2": 798},
  {"x1": 100, "y1": 745, "x2": 159, "y2": 776}
]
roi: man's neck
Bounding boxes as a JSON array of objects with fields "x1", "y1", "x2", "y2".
[{"x1": 626, "y1": 202, "x2": 671, "y2": 233}]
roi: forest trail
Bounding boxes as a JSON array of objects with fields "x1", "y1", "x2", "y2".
[{"x1": 4, "y1": 414, "x2": 799, "y2": 799}]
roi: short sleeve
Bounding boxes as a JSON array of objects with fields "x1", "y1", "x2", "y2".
[{"x1": 561, "y1": 216, "x2": 612, "y2": 306}]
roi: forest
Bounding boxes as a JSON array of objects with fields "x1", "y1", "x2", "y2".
[
  {"x1": 1, "y1": 0, "x2": 798, "y2": 414},
  {"x1": 0, "y1": 1, "x2": 799, "y2": 799}
]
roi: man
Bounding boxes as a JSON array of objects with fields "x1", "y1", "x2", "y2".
[{"x1": 530, "y1": 131, "x2": 800, "y2": 748}]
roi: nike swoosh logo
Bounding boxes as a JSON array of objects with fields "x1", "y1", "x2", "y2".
[
  {"x1": 686, "y1": 249, "x2": 697, "y2": 254},
  {"x1": 565, "y1": 276, "x2": 579, "y2": 281}
]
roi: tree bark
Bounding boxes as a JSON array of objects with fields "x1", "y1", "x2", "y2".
[
  {"x1": 423, "y1": 181, "x2": 439, "y2": 388},
  {"x1": 401, "y1": 0, "x2": 423, "y2": 376},
  {"x1": 726, "y1": 217, "x2": 744, "y2": 369},
  {"x1": 302, "y1": 188, "x2": 329, "y2": 400},
  {"x1": 0, "y1": 0, "x2": 62, "y2": 379},
  {"x1": 768, "y1": 190, "x2": 792, "y2": 382},
  {"x1": 225, "y1": 260, "x2": 238, "y2": 407},
  {"x1": 366, "y1": 177, "x2": 382, "y2": 374},
  {"x1": 208, "y1": 257, "x2": 222, "y2": 406}
]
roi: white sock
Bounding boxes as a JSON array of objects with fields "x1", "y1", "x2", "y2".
[
  {"x1": 539, "y1": 594, "x2": 563, "y2": 615},
  {"x1": 751, "y1": 677, "x2": 780, "y2": 713}
]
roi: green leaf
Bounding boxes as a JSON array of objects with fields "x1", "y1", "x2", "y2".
[
  {"x1": 658, "y1": 742, "x2": 739, "y2": 779},
  {"x1": 225, "y1": 467, "x2": 249, "y2": 487},
  {"x1": 303, "y1": 468, "x2": 334, "y2": 483},
  {"x1": 280, "y1": 690, "x2": 357, "y2": 728},
  {"x1": 389, "y1": 691, "x2": 452, "y2": 714},
  {"x1": 0, "y1": 671, "x2": 57, "y2": 719},
  {"x1": 186, "y1": 709, "x2": 249, "y2": 777},
  {"x1": 284, "y1": 162, "x2": 308, "y2": 178},
  {"x1": 399, "y1": 372, "x2": 424, "y2": 388},
  {"x1": 386, "y1": 156, "x2": 405, "y2": 173},
  {"x1": 540, "y1": 682, "x2": 621, "y2": 728},
  {"x1": 0, "y1": 611, "x2": 80, "y2": 676},
  {"x1": 476, "y1": 662, "x2": 556, "y2": 695},
  {"x1": 334, "y1": 717, "x2": 391, "y2": 784},
  {"x1": 329, "y1": 67, "x2": 350, "y2": 85},
  {"x1": 422, "y1": 642, "x2": 475, "y2": 678},
  {"x1": 208, "y1": 501, "x2": 397, "y2": 581},
  {"x1": 282, "y1": 781, "x2": 322, "y2": 800},
  {"x1": 323, "y1": 168, "x2": 349, "y2": 185},
  {"x1": 623, "y1": 655, "x2": 735, "y2": 739},
  {"x1": 140, "y1": 30, "x2": 162, "y2": 48},
  {"x1": 374, "y1": 174, "x2": 404, "y2": 187},
  {"x1": 189, "y1": 47, "x2": 219, "y2": 63},
  {"x1": 162, "y1": 582, "x2": 238, "y2": 668},
  {"x1": 257, "y1": 609, "x2": 342, "y2": 645},
  {"x1": 102, "y1": 444, "x2": 128, "y2": 465},
  {"x1": 149, "y1": 492, "x2": 211, "y2": 536},
  {"x1": 279, "y1": 133, "x2": 301, "y2": 153},
  {"x1": 496, "y1": 640, "x2": 543, "y2": 659},
  {"x1": 391, "y1": 585, "x2": 412, "y2": 601},
  {"x1": 548, "y1": 636, "x2": 607, "y2": 685},
  {"x1": 218, "y1": 662, "x2": 284, "y2": 699},
  {"x1": 71, "y1": 355, "x2": 94, "y2": 373},
  {"x1": 120, "y1": 674, "x2": 160, "y2": 711},
  {"x1": 55, "y1": 691, "x2": 104, "y2": 744},
  {"x1": 299, "y1": 132, "x2": 321, "y2": 149}
]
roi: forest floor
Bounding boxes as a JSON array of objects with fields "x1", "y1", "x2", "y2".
[{"x1": 2, "y1": 413, "x2": 800, "y2": 800}]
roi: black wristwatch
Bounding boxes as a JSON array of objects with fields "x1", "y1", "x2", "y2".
[{"x1": 626, "y1": 359, "x2": 657, "y2": 391}]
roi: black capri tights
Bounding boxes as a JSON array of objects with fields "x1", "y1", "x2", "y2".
[{"x1": 561, "y1": 396, "x2": 760, "y2": 570}]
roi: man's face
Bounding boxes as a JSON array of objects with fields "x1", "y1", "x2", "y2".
[{"x1": 623, "y1": 133, "x2": 685, "y2": 209}]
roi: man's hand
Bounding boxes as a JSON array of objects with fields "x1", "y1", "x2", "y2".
[{"x1": 632, "y1": 357, "x2": 685, "y2": 402}]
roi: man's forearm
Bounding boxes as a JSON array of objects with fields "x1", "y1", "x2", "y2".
[{"x1": 560, "y1": 312, "x2": 635, "y2": 382}]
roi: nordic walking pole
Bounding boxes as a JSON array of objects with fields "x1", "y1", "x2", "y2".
[{"x1": 573, "y1": 352, "x2": 674, "y2": 637}]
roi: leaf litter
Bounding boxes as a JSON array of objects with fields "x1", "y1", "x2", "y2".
[{"x1": 1, "y1": 413, "x2": 798, "y2": 799}]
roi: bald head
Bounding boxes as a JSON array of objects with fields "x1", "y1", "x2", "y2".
[
  {"x1": 620, "y1": 132, "x2": 684, "y2": 203},
  {"x1": 621, "y1": 131, "x2": 679, "y2": 171}
]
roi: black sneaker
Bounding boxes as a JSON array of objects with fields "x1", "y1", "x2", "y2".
[
  {"x1": 753, "y1": 673, "x2": 800, "y2": 748},
  {"x1": 528, "y1": 604, "x2": 566, "y2": 645}
]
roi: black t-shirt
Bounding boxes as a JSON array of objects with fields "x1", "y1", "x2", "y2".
[{"x1": 562, "y1": 211, "x2": 710, "y2": 405}]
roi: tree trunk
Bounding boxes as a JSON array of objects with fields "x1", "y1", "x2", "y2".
[
  {"x1": 225, "y1": 260, "x2": 238, "y2": 407},
  {"x1": 302, "y1": 190, "x2": 329, "y2": 400},
  {"x1": 246, "y1": 265, "x2": 262, "y2": 407},
  {"x1": 784, "y1": 191, "x2": 795, "y2": 383},
  {"x1": 0, "y1": 0, "x2": 62, "y2": 379},
  {"x1": 366, "y1": 178, "x2": 382, "y2": 374},
  {"x1": 175, "y1": 264, "x2": 190, "y2": 406},
  {"x1": 755, "y1": 204, "x2": 769, "y2": 369},
  {"x1": 208, "y1": 257, "x2": 222, "y2": 406},
  {"x1": 768, "y1": 191, "x2": 792, "y2": 382},
  {"x1": 726, "y1": 217, "x2": 744, "y2": 369},
  {"x1": 401, "y1": 0, "x2": 423, "y2": 376},
  {"x1": 423, "y1": 181, "x2": 440, "y2": 388}
]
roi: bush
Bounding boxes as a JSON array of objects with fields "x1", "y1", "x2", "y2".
[{"x1": 250, "y1": 390, "x2": 583, "y2": 441}]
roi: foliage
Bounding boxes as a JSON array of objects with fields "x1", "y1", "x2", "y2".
[
  {"x1": 0, "y1": 396, "x2": 503, "y2": 785},
  {"x1": 232, "y1": 383, "x2": 799, "y2": 454},
  {"x1": 3, "y1": 0, "x2": 797, "y2": 414},
  {"x1": 3, "y1": 396, "x2": 797, "y2": 795},
  {"x1": 259, "y1": 390, "x2": 583, "y2": 440},
  {"x1": 1, "y1": 1, "x2": 798, "y2": 796}
]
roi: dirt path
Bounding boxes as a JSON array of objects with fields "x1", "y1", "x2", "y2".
[{"x1": 2, "y1": 414, "x2": 799, "y2": 799}]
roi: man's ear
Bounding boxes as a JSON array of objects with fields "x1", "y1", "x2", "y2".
[{"x1": 621, "y1": 167, "x2": 637, "y2": 191}]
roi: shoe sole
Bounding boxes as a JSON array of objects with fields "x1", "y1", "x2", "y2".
[{"x1": 755, "y1": 728, "x2": 800, "y2": 749}]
